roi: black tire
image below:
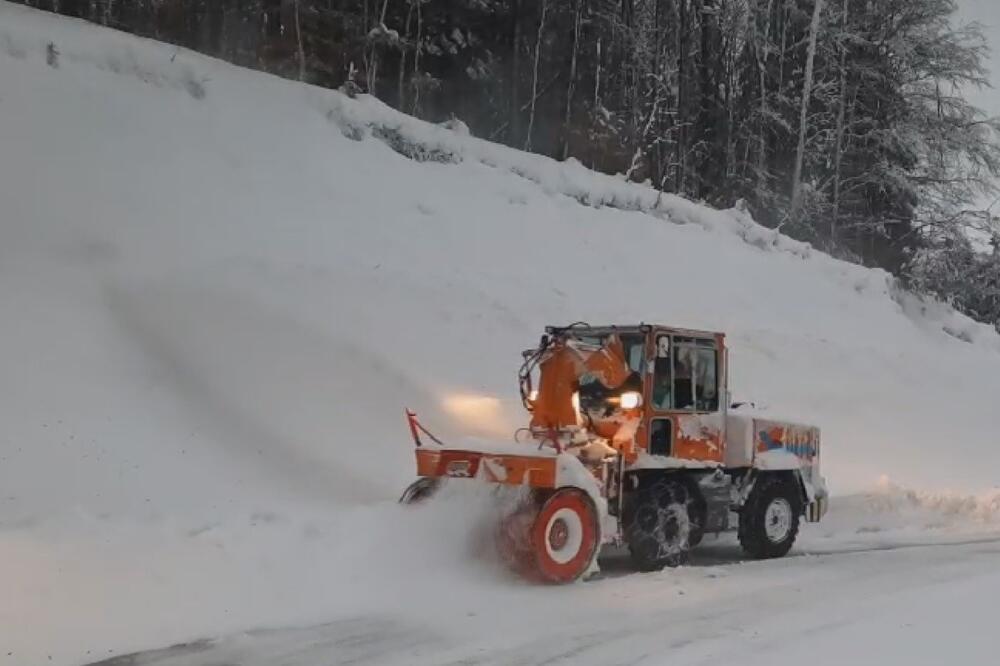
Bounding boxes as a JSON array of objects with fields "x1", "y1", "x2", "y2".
[
  {"x1": 399, "y1": 477, "x2": 440, "y2": 504},
  {"x1": 688, "y1": 494, "x2": 707, "y2": 548},
  {"x1": 738, "y1": 475, "x2": 802, "y2": 559},
  {"x1": 623, "y1": 477, "x2": 701, "y2": 571}
]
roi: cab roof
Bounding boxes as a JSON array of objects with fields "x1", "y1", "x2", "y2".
[{"x1": 545, "y1": 323, "x2": 725, "y2": 340}]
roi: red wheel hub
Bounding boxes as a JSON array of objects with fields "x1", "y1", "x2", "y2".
[{"x1": 548, "y1": 517, "x2": 570, "y2": 551}]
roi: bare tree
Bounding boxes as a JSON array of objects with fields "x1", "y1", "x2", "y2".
[
  {"x1": 293, "y1": 0, "x2": 306, "y2": 81},
  {"x1": 752, "y1": 0, "x2": 775, "y2": 196},
  {"x1": 791, "y1": 0, "x2": 824, "y2": 216},
  {"x1": 411, "y1": 0, "x2": 424, "y2": 115},
  {"x1": 525, "y1": 0, "x2": 550, "y2": 151},
  {"x1": 398, "y1": 1, "x2": 415, "y2": 109},
  {"x1": 831, "y1": 0, "x2": 849, "y2": 239},
  {"x1": 365, "y1": 0, "x2": 393, "y2": 93},
  {"x1": 561, "y1": 0, "x2": 584, "y2": 160}
]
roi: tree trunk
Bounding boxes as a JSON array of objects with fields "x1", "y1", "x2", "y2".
[
  {"x1": 778, "y1": 0, "x2": 789, "y2": 92},
  {"x1": 293, "y1": 0, "x2": 305, "y2": 81},
  {"x1": 366, "y1": 0, "x2": 391, "y2": 94},
  {"x1": 831, "y1": 0, "x2": 849, "y2": 240},
  {"x1": 561, "y1": 0, "x2": 583, "y2": 160},
  {"x1": 525, "y1": 0, "x2": 549, "y2": 151},
  {"x1": 697, "y1": 0, "x2": 723, "y2": 199},
  {"x1": 594, "y1": 37, "x2": 602, "y2": 111},
  {"x1": 626, "y1": 95, "x2": 661, "y2": 182},
  {"x1": 508, "y1": 0, "x2": 523, "y2": 145},
  {"x1": 675, "y1": 0, "x2": 688, "y2": 193},
  {"x1": 412, "y1": 0, "x2": 423, "y2": 115},
  {"x1": 791, "y1": 0, "x2": 823, "y2": 215},
  {"x1": 755, "y1": 0, "x2": 774, "y2": 196},
  {"x1": 398, "y1": 2, "x2": 414, "y2": 109},
  {"x1": 622, "y1": 0, "x2": 638, "y2": 161}
]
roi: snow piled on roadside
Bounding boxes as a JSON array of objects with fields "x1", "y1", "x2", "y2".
[
  {"x1": 2, "y1": 3, "x2": 1000, "y2": 664},
  {"x1": 798, "y1": 479, "x2": 1000, "y2": 555},
  {"x1": 838, "y1": 478, "x2": 1000, "y2": 530}
]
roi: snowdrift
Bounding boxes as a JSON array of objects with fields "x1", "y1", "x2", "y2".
[{"x1": 2, "y1": 3, "x2": 1000, "y2": 664}]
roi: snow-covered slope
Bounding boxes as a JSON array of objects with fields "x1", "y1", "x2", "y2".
[{"x1": 2, "y1": 3, "x2": 1000, "y2": 665}]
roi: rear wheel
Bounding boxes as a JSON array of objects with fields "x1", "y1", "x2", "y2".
[
  {"x1": 738, "y1": 475, "x2": 802, "y2": 559},
  {"x1": 624, "y1": 478, "x2": 699, "y2": 571}
]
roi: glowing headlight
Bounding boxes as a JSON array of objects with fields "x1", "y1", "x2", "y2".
[
  {"x1": 619, "y1": 391, "x2": 642, "y2": 410},
  {"x1": 528, "y1": 389, "x2": 539, "y2": 403},
  {"x1": 571, "y1": 392, "x2": 581, "y2": 411}
]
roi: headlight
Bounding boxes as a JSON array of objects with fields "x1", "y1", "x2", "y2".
[
  {"x1": 528, "y1": 389, "x2": 539, "y2": 403},
  {"x1": 571, "y1": 391, "x2": 580, "y2": 411},
  {"x1": 619, "y1": 391, "x2": 642, "y2": 410}
]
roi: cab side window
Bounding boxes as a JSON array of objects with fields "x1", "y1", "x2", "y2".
[
  {"x1": 652, "y1": 334, "x2": 672, "y2": 409},
  {"x1": 695, "y1": 347, "x2": 719, "y2": 410},
  {"x1": 649, "y1": 418, "x2": 672, "y2": 455},
  {"x1": 671, "y1": 337, "x2": 719, "y2": 411},
  {"x1": 673, "y1": 344, "x2": 696, "y2": 409}
]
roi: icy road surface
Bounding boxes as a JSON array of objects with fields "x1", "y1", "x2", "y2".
[{"x1": 86, "y1": 533, "x2": 1000, "y2": 666}]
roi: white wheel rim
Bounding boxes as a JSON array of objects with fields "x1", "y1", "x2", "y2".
[
  {"x1": 764, "y1": 498, "x2": 793, "y2": 543},
  {"x1": 544, "y1": 507, "x2": 584, "y2": 564}
]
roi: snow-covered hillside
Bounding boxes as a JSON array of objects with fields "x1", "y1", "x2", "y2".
[{"x1": 2, "y1": 4, "x2": 1000, "y2": 665}]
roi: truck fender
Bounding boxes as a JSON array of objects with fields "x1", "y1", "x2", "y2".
[{"x1": 736, "y1": 468, "x2": 811, "y2": 512}]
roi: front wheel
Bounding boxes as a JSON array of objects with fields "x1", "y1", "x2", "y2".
[
  {"x1": 497, "y1": 487, "x2": 600, "y2": 584},
  {"x1": 530, "y1": 488, "x2": 601, "y2": 583},
  {"x1": 738, "y1": 476, "x2": 802, "y2": 559},
  {"x1": 399, "y1": 477, "x2": 441, "y2": 504}
]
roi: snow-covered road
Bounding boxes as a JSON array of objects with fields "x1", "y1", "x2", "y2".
[{"x1": 85, "y1": 532, "x2": 1000, "y2": 666}]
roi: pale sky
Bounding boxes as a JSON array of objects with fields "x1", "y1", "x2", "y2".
[{"x1": 957, "y1": 0, "x2": 1000, "y2": 118}]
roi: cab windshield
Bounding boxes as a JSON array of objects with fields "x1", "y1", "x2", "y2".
[{"x1": 573, "y1": 333, "x2": 644, "y2": 374}]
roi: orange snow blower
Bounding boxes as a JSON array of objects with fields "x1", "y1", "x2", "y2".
[{"x1": 401, "y1": 324, "x2": 828, "y2": 583}]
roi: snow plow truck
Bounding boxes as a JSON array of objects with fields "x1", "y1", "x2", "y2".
[{"x1": 401, "y1": 323, "x2": 828, "y2": 583}]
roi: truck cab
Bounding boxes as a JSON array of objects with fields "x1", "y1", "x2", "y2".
[{"x1": 541, "y1": 323, "x2": 827, "y2": 552}]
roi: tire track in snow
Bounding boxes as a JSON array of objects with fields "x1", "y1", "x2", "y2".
[{"x1": 81, "y1": 536, "x2": 1000, "y2": 666}]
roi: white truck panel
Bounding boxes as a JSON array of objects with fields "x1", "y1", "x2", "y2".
[
  {"x1": 724, "y1": 413, "x2": 756, "y2": 467},
  {"x1": 724, "y1": 412, "x2": 821, "y2": 475}
]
